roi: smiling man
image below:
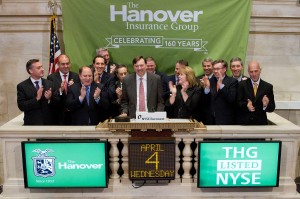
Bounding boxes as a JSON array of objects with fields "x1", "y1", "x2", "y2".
[
  {"x1": 120, "y1": 56, "x2": 164, "y2": 118},
  {"x1": 66, "y1": 66, "x2": 109, "y2": 125},
  {"x1": 47, "y1": 54, "x2": 80, "y2": 125},
  {"x1": 237, "y1": 61, "x2": 275, "y2": 125},
  {"x1": 17, "y1": 59, "x2": 59, "y2": 125},
  {"x1": 230, "y1": 57, "x2": 247, "y2": 82},
  {"x1": 202, "y1": 59, "x2": 238, "y2": 125}
]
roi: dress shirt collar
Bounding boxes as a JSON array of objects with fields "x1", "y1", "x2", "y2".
[
  {"x1": 251, "y1": 78, "x2": 261, "y2": 86},
  {"x1": 136, "y1": 72, "x2": 147, "y2": 81},
  {"x1": 233, "y1": 75, "x2": 243, "y2": 82},
  {"x1": 30, "y1": 77, "x2": 41, "y2": 86},
  {"x1": 59, "y1": 71, "x2": 69, "y2": 77}
]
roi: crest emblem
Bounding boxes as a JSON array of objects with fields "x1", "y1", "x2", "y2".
[{"x1": 32, "y1": 149, "x2": 55, "y2": 177}]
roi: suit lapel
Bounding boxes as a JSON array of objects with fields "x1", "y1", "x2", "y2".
[
  {"x1": 56, "y1": 72, "x2": 62, "y2": 83},
  {"x1": 132, "y1": 74, "x2": 137, "y2": 104},
  {"x1": 210, "y1": 76, "x2": 218, "y2": 97},
  {"x1": 255, "y1": 80, "x2": 265, "y2": 100},
  {"x1": 246, "y1": 79, "x2": 256, "y2": 101},
  {"x1": 27, "y1": 78, "x2": 37, "y2": 94},
  {"x1": 147, "y1": 73, "x2": 152, "y2": 100}
]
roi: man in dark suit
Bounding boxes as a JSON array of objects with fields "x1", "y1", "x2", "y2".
[
  {"x1": 17, "y1": 59, "x2": 59, "y2": 125},
  {"x1": 47, "y1": 54, "x2": 80, "y2": 125},
  {"x1": 230, "y1": 57, "x2": 248, "y2": 82},
  {"x1": 145, "y1": 56, "x2": 166, "y2": 80},
  {"x1": 237, "y1": 61, "x2": 275, "y2": 125},
  {"x1": 96, "y1": 47, "x2": 117, "y2": 74},
  {"x1": 121, "y1": 56, "x2": 164, "y2": 118},
  {"x1": 145, "y1": 56, "x2": 168, "y2": 100},
  {"x1": 202, "y1": 59, "x2": 238, "y2": 125},
  {"x1": 66, "y1": 66, "x2": 109, "y2": 125},
  {"x1": 111, "y1": 64, "x2": 128, "y2": 118},
  {"x1": 197, "y1": 58, "x2": 214, "y2": 87},
  {"x1": 92, "y1": 55, "x2": 116, "y2": 118}
]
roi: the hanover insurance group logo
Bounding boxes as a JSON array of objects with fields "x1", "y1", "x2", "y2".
[{"x1": 31, "y1": 149, "x2": 56, "y2": 177}]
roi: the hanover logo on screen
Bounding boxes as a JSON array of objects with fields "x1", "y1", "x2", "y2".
[{"x1": 32, "y1": 149, "x2": 56, "y2": 178}]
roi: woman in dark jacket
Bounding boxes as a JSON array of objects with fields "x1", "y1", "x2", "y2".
[{"x1": 166, "y1": 66, "x2": 202, "y2": 119}]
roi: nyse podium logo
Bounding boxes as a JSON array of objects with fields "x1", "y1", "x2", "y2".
[{"x1": 32, "y1": 149, "x2": 56, "y2": 178}]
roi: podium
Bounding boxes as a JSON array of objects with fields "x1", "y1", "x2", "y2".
[{"x1": 0, "y1": 113, "x2": 299, "y2": 198}]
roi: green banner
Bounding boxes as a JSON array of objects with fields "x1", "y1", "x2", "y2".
[{"x1": 62, "y1": 0, "x2": 251, "y2": 75}]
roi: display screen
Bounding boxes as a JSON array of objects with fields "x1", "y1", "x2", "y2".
[
  {"x1": 21, "y1": 141, "x2": 108, "y2": 188},
  {"x1": 198, "y1": 141, "x2": 281, "y2": 188},
  {"x1": 129, "y1": 139, "x2": 175, "y2": 180}
]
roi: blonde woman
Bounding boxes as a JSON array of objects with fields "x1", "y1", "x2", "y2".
[{"x1": 166, "y1": 66, "x2": 202, "y2": 119}]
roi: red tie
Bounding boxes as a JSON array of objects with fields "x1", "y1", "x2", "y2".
[
  {"x1": 139, "y1": 77, "x2": 146, "y2": 112},
  {"x1": 63, "y1": 74, "x2": 68, "y2": 94}
]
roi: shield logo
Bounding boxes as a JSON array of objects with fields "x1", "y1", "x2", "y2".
[{"x1": 32, "y1": 149, "x2": 56, "y2": 177}]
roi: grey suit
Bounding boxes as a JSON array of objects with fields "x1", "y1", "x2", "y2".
[{"x1": 121, "y1": 72, "x2": 164, "y2": 118}]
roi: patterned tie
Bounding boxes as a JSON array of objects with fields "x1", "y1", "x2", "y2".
[
  {"x1": 98, "y1": 75, "x2": 101, "y2": 83},
  {"x1": 139, "y1": 78, "x2": 146, "y2": 111},
  {"x1": 63, "y1": 74, "x2": 68, "y2": 94},
  {"x1": 86, "y1": 86, "x2": 90, "y2": 106},
  {"x1": 34, "y1": 81, "x2": 39, "y2": 91},
  {"x1": 253, "y1": 82, "x2": 258, "y2": 97}
]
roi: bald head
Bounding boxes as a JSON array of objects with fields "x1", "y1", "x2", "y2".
[
  {"x1": 58, "y1": 54, "x2": 71, "y2": 74},
  {"x1": 248, "y1": 61, "x2": 261, "y2": 82}
]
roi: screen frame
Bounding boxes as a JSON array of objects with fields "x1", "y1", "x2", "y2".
[
  {"x1": 21, "y1": 140, "x2": 108, "y2": 189},
  {"x1": 197, "y1": 140, "x2": 282, "y2": 188}
]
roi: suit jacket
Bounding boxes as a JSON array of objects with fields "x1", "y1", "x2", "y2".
[
  {"x1": 106, "y1": 61, "x2": 118, "y2": 73},
  {"x1": 110, "y1": 80, "x2": 123, "y2": 118},
  {"x1": 66, "y1": 82, "x2": 110, "y2": 125},
  {"x1": 47, "y1": 71, "x2": 80, "y2": 125},
  {"x1": 17, "y1": 78, "x2": 60, "y2": 125},
  {"x1": 203, "y1": 75, "x2": 238, "y2": 125},
  {"x1": 165, "y1": 85, "x2": 202, "y2": 119},
  {"x1": 164, "y1": 75, "x2": 177, "y2": 118},
  {"x1": 99, "y1": 71, "x2": 116, "y2": 97},
  {"x1": 237, "y1": 78, "x2": 275, "y2": 125},
  {"x1": 121, "y1": 72, "x2": 165, "y2": 118}
]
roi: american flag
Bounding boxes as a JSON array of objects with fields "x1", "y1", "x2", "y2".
[{"x1": 48, "y1": 15, "x2": 61, "y2": 75}]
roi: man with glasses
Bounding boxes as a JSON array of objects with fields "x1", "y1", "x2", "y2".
[{"x1": 202, "y1": 59, "x2": 238, "y2": 125}]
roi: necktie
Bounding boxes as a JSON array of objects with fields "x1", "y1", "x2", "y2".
[
  {"x1": 86, "y1": 86, "x2": 90, "y2": 106},
  {"x1": 139, "y1": 78, "x2": 146, "y2": 112},
  {"x1": 253, "y1": 82, "x2": 258, "y2": 97},
  {"x1": 98, "y1": 75, "x2": 101, "y2": 83},
  {"x1": 63, "y1": 74, "x2": 68, "y2": 94},
  {"x1": 34, "y1": 81, "x2": 39, "y2": 91}
]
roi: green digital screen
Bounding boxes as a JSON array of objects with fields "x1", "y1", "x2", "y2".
[
  {"x1": 21, "y1": 141, "x2": 108, "y2": 188},
  {"x1": 198, "y1": 141, "x2": 281, "y2": 188}
]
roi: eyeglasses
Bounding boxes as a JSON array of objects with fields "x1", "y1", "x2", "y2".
[{"x1": 213, "y1": 67, "x2": 224, "y2": 71}]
